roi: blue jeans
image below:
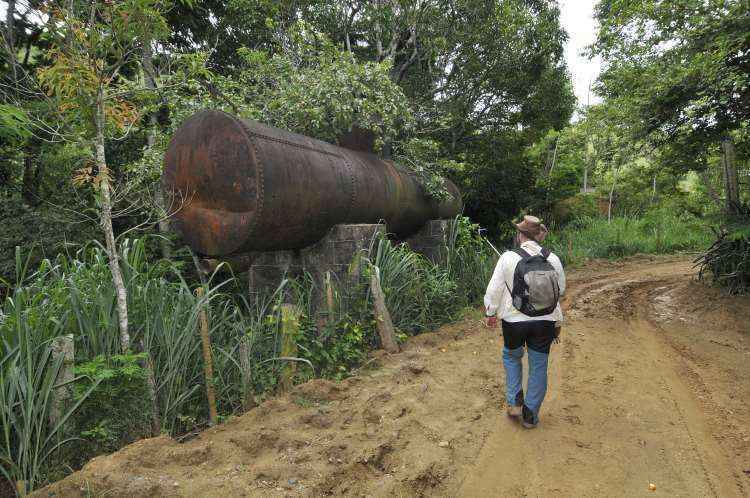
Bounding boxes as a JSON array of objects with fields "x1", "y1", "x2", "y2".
[{"x1": 503, "y1": 345, "x2": 549, "y2": 424}]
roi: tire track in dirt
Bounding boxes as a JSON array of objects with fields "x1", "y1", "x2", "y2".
[{"x1": 639, "y1": 282, "x2": 750, "y2": 497}]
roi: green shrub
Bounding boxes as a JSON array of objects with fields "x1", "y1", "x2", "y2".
[
  {"x1": 298, "y1": 314, "x2": 372, "y2": 380},
  {"x1": 695, "y1": 214, "x2": 750, "y2": 294},
  {"x1": 0, "y1": 197, "x2": 97, "y2": 287},
  {"x1": 66, "y1": 354, "x2": 152, "y2": 468},
  {"x1": 552, "y1": 193, "x2": 600, "y2": 224}
]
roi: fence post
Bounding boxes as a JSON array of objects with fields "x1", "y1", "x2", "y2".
[
  {"x1": 134, "y1": 337, "x2": 161, "y2": 436},
  {"x1": 239, "y1": 336, "x2": 255, "y2": 411},
  {"x1": 280, "y1": 304, "x2": 301, "y2": 393},
  {"x1": 50, "y1": 334, "x2": 74, "y2": 431},
  {"x1": 195, "y1": 287, "x2": 218, "y2": 426},
  {"x1": 325, "y1": 271, "x2": 335, "y2": 315},
  {"x1": 370, "y1": 267, "x2": 399, "y2": 354},
  {"x1": 144, "y1": 351, "x2": 161, "y2": 435}
]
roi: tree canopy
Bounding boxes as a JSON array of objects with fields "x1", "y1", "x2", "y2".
[
  {"x1": 1, "y1": 0, "x2": 576, "y2": 262},
  {"x1": 592, "y1": 0, "x2": 750, "y2": 164}
]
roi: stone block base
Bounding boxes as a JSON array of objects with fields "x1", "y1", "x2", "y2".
[
  {"x1": 403, "y1": 219, "x2": 450, "y2": 265},
  {"x1": 248, "y1": 224, "x2": 385, "y2": 304},
  {"x1": 247, "y1": 220, "x2": 450, "y2": 307}
]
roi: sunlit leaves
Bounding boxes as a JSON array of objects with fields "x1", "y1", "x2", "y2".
[
  {"x1": 37, "y1": 50, "x2": 98, "y2": 102},
  {"x1": 233, "y1": 30, "x2": 413, "y2": 147},
  {"x1": 105, "y1": 99, "x2": 140, "y2": 131},
  {"x1": 592, "y1": 0, "x2": 750, "y2": 145}
]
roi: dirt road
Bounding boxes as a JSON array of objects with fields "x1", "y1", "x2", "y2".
[
  {"x1": 458, "y1": 257, "x2": 749, "y2": 497},
  {"x1": 39, "y1": 256, "x2": 750, "y2": 498}
]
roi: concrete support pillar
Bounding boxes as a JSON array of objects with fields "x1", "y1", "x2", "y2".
[
  {"x1": 403, "y1": 219, "x2": 450, "y2": 265},
  {"x1": 245, "y1": 220, "x2": 448, "y2": 312},
  {"x1": 246, "y1": 223, "x2": 385, "y2": 313},
  {"x1": 300, "y1": 223, "x2": 385, "y2": 301},
  {"x1": 247, "y1": 250, "x2": 301, "y2": 302},
  {"x1": 50, "y1": 335, "x2": 74, "y2": 431}
]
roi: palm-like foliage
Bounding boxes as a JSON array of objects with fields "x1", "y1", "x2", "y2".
[
  {"x1": 0, "y1": 343, "x2": 99, "y2": 492},
  {"x1": 0, "y1": 220, "x2": 494, "y2": 493}
]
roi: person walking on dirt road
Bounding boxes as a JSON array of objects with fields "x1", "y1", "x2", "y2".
[{"x1": 484, "y1": 215, "x2": 566, "y2": 428}]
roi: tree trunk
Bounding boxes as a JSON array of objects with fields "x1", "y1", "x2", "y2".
[
  {"x1": 154, "y1": 187, "x2": 172, "y2": 257},
  {"x1": 279, "y1": 304, "x2": 301, "y2": 392},
  {"x1": 196, "y1": 287, "x2": 218, "y2": 425},
  {"x1": 583, "y1": 163, "x2": 588, "y2": 193},
  {"x1": 6, "y1": 0, "x2": 17, "y2": 82},
  {"x1": 22, "y1": 33, "x2": 33, "y2": 66},
  {"x1": 143, "y1": 43, "x2": 158, "y2": 148},
  {"x1": 608, "y1": 167, "x2": 618, "y2": 224},
  {"x1": 583, "y1": 142, "x2": 591, "y2": 193},
  {"x1": 49, "y1": 335, "x2": 74, "y2": 432},
  {"x1": 239, "y1": 337, "x2": 255, "y2": 411},
  {"x1": 142, "y1": 42, "x2": 172, "y2": 258},
  {"x1": 546, "y1": 138, "x2": 559, "y2": 177},
  {"x1": 137, "y1": 46, "x2": 164, "y2": 424},
  {"x1": 144, "y1": 349, "x2": 161, "y2": 435},
  {"x1": 96, "y1": 87, "x2": 130, "y2": 351},
  {"x1": 370, "y1": 267, "x2": 399, "y2": 354},
  {"x1": 374, "y1": 0, "x2": 384, "y2": 61},
  {"x1": 700, "y1": 169, "x2": 723, "y2": 209},
  {"x1": 722, "y1": 137, "x2": 740, "y2": 215}
]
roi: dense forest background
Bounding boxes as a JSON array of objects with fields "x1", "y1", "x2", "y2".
[
  {"x1": 0, "y1": 0, "x2": 748, "y2": 494},
  {"x1": 1, "y1": 0, "x2": 748, "y2": 280}
]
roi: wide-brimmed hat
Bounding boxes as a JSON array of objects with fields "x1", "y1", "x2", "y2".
[{"x1": 513, "y1": 215, "x2": 548, "y2": 243}]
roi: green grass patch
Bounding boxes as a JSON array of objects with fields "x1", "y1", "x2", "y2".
[{"x1": 545, "y1": 211, "x2": 711, "y2": 267}]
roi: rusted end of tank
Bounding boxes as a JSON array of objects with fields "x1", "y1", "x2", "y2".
[
  {"x1": 438, "y1": 181, "x2": 463, "y2": 218},
  {"x1": 162, "y1": 110, "x2": 260, "y2": 257}
]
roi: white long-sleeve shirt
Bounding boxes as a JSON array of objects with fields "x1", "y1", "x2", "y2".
[{"x1": 483, "y1": 240, "x2": 566, "y2": 323}]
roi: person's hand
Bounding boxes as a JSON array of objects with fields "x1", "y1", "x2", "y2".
[
  {"x1": 553, "y1": 324, "x2": 562, "y2": 343},
  {"x1": 485, "y1": 315, "x2": 498, "y2": 328}
]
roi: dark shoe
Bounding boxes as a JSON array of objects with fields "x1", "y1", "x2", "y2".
[
  {"x1": 507, "y1": 390, "x2": 524, "y2": 418},
  {"x1": 521, "y1": 405, "x2": 538, "y2": 429}
]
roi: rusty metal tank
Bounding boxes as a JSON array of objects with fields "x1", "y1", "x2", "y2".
[{"x1": 162, "y1": 110, "x2": 462, "y2": 257}]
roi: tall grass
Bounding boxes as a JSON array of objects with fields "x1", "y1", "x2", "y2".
[
  {"x1": 366, "y1": 216, "x2": 495, "y2": 335},
  {"x1": 545, "y1": 211, "x2": 711, "y2": 267},
  {"x1": 0, "y1": 252, "x2": 102, "y2": 492},
  {"x1": 1, "y1": 217, "x2": 495, "y2": 494},
  {"x1": 210, "y1": 279, "x2": 298, "y2": 413},
  {"x1": 0, "y1": 338, "x2": 99, "y2": 493},
  {"x1": 445, "y1": 216, "x2": 496, "y2": 303}
]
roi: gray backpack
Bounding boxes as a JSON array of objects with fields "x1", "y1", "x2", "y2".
[{"x1": 506, "y1": 247, "x2": 560, "y2": 317}]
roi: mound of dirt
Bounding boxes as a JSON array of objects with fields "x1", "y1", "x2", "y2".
[{"x1": 35, "y1": 313, "x2": 502, "y2": 498}]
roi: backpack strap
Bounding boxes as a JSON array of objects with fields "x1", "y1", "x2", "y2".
[
  {"x1": 505, "y1": 248, "x2": 529, "y2": 295},
  {"x1": 540, "y1": 247, "x2": 551, "y2": 259},
  {"x1": 506, "y1": 248, "x2": 529, "y2": 296}
]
